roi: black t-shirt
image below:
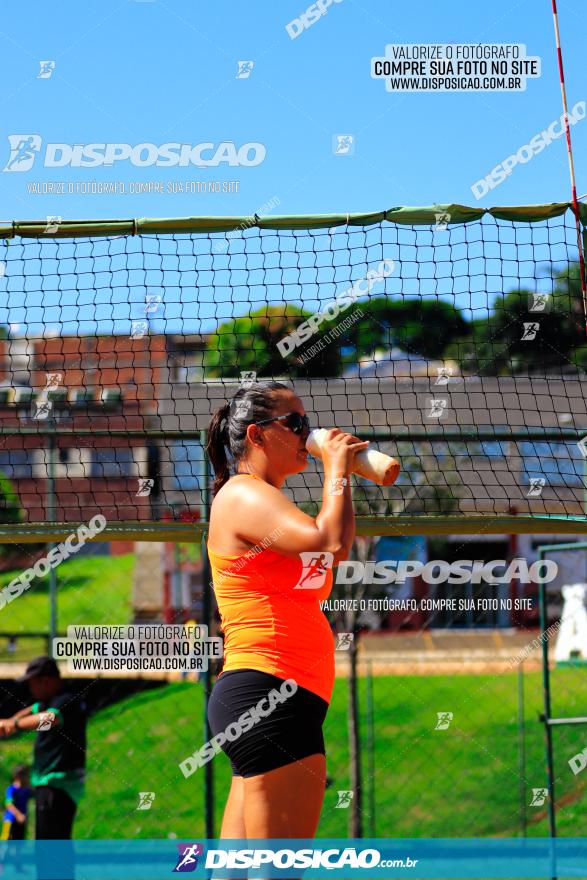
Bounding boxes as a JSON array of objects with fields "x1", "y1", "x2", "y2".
[{"x1": 32, "y1": 689, "x2": 87, "y2": 775}]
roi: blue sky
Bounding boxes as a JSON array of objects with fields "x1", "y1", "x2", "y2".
[{"x1": 0, "y1": 0, "x2": 585, "y2": 221}]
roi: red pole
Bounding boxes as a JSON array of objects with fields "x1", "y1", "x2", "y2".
[{"x1": 551, "y1": 0, "x2": 587, "y2": 332}]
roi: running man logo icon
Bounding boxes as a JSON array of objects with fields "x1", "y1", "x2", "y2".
[
  {"x1": 136, "y1": 478, "x2": 155, "y2": 497},
  {"x1": 145, "y1": 294, "x2": 163, "y2": 316},
  {"x1": 173, "y1": 843, "x2": 203, "y2": 873},
  {"x1": 45, "y1": 373, "x2": 63, "y2": 390},
  {"x1": 336, "y1": 632, "x2": 354, "y2": 651},
  {"x1": 427, "y1": 398, "x2": 447, "y2": 419},
  {"x1": 526, "y1": 477, "x2": 546, "y2": 498},
  {"x1": 435, "y1": 712, "x2": 453, "y2": 730},
  {"x1": 521, "y1": 322, "x2": 539, "y2": 341},
  {"x1": 294, "y1": 552, "x2": 334, "y2": 589},
  {"x1": 329, "y1": 476, "x2": 347, "y2": 496},
  {"x1": 4, "y1": 135, "x2": 42, "y2": 172},
  {"x1": 334, "y1": 135, "x2": 354, "y2": 155},
  {"x1": 37, "y1": 712, "x2": 55, "y2": 732},
  {"x1": 37, "y1": 61, "x2": 56, "y2": 79},
  {"x1": 34, "y1": 400, "x2": 53, "y2": 421},
  {"x1": 232, "y1": 398, "x2": 253, "y2": 418},
  {"x1": 44, "y1": 216, "x2": 62, "y2": 235},
  {"x1": 434, "y1": 212, "x2": 450, "y2": 231},
  {"x1": 136, "y1": 791, "x2": 155, "y2": 811},
  {"x1": 240, "y1": 370, "x2": 257, "y2": 388},
  {"x1": 236, "y1": 61, "x2": 254, "y2": 79},
  {"x1": 335, "y1": 791, "x2": 354, "y2": 808},
  {"x1": 530, "y1": 788, "x2": 548, "y2": 806},
  {"x1": 131, "y1": 320, "x2": 149, "y2": 339},
  {"x1": 528, "y1": 293, "x2": 552, "y2": 313},
  {"x1": 434, "y1": 366, "x2": 453, "y2": 386}
]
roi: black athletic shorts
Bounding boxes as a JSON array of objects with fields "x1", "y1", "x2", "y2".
[{"x1": 207, "y1": 669, "x2": 329, "y2": 777}]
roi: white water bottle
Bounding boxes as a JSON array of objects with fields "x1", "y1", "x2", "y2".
[{"x1": 306, "y1": 428, "x2": 400, "y2": 486}]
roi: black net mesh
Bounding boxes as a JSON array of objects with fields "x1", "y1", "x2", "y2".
[{"x1": 0, "y1": 212, "x2": 586, "y2": 525}]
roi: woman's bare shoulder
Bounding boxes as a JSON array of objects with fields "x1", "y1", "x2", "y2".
[{"x1": 209, "y1": 476, "x2": 280, "y2": 552}]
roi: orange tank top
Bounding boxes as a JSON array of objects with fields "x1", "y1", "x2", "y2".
[{"x1": 207, "y1": 477, "x2": 335, "y2": 703}]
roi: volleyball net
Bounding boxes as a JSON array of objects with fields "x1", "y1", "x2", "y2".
[{"x1": 1, "y1": 202, "x2": 587, "y2": 540}]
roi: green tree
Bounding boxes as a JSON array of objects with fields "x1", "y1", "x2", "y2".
[
  {"x1": 446, "y1": 261, "x2": 587, "y2": 376},
  {"x1": 0, "y1": 472, "x2": 23, "y2": 560},
  {"x1": 0, "y1": 473, "x2": 22, "y2": 525},
  {"x1": 203, "y1": 304, "x2": 342, "y2": 379},
  {"x1": 342, "y1": 298, "x2": 469, "y2": 366}
]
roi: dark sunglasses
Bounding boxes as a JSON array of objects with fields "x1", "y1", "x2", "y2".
[{"x1": 254, "y1": 411, "x2": 311, "y2": 435}]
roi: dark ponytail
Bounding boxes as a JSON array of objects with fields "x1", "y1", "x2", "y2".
[
  {"x1": 206, "y1": 403, "x2": 232, "y2": 497},
  {"x1": 206, "y1": 380, "x2": 290, "y2": 495}
]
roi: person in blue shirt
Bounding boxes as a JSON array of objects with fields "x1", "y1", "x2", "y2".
[{"x1": 1, "y1": 765, "x2": 33, "y2": 840}]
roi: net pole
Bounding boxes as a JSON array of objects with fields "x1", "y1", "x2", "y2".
[
  {"x1": 200, "y1": 429, "x2": 214, "y2": 839},
  {"x1": 517, "y1": 662, "x2": 527, "y2": 838},
  {"x1": 551, "y1": 0, "x2": 587, "y2": 332},
  {"x1": 366, "y1": 661, "x2": 376, "y2": 837},
  {"x1": 538, "y1": 547, "x2": 558, "y2": 880},
  {"x1": 47, "y1": 431, "x2": 58, "y2": 652}
]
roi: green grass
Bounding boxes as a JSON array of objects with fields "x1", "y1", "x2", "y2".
[
  {"x1": 3, "y1": 668, "x2": 586, "y2": 840},
  {"x1": 0, "y1": 554, "x2": 135, "y2": 659}
]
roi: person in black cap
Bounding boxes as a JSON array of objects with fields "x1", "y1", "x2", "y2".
[{"x1": 0, "y1": 656, "x2": 88, "y2": 839}]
